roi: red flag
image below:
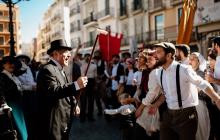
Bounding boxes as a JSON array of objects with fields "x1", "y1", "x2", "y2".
[{"x1": 99, "y1": 32, "x2": 123, "y2": 62}]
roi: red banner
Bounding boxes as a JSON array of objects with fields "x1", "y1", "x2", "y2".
[{"x1": 98, "y1": 32, "x2": 123, "y2": 62}]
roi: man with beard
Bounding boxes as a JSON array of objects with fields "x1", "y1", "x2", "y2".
[
  {"x1": 175, "y1": 44, "x2": 190, "y2": 65},
  {"x1": 109, "y1": 54, "x2": 125, "y2": 109},
  {"x1": 205, "y1": 36, "x2": 220, "y2": 140},
  {"x1": 136, "y1": 42, "x2": 220, "y2": 140}
]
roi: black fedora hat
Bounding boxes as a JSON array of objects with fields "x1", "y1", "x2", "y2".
[{"x1": 47, "y1": 39, "x2": 72, "y2": 55}]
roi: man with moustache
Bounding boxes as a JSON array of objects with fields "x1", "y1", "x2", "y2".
[
  {"x1": 36, "y1": 39, "x2": 88, "y2": 140},
  {"x1": 136, "y1": 42, "x2": 220, "y2": 140}
]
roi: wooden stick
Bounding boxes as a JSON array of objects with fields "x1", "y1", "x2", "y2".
[{"x1": 84, "y1": 34, "x2": 99, "y2": 76}]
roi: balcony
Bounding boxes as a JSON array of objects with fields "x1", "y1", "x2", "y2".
[
  {"x1": 135, "y1": 32, "x2": 151, "y2": 44},
  {"x1": 83, "y1": 14, "x2": 97, "y2": 27},
  {"x1": 148, "y1": 0, "x2": 165, "y2": 13},
  {"x1": 121, "y1": 36, "x2": 129, "y2": 46},
  {"x1": 51, "y1": 31, "x2": 62, "y2": 39},
  {"x1": 51, "y1": 14, "x2": 61, "y2": 23},
  {"x1": 0, "y1": 16, "x2": 16, "y2": 21},
  {"x1": 170, "y1": 0, "x2": 184, "y2": 6},
  {"x1": 83, "y1": 40, "x2": 95, "y2": 48},
  {"x1": 70, "y1": 6, "x2": 80, "y2": 17},
  {"x1": 97, "y1": 7, "x2": 114, "y2": 21},
  {"x1": 70, "y1": 26, "x2": 81, "y2": 33}
]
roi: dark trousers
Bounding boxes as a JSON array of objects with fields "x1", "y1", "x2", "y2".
[
  {"x1": 207, "y1": 100, "x2": 220, "y2": 140},
  {"x1": 134, "y1": 123, "x2": 159, "y2": 140},
  {"x1": 121, "y1": 127, "x2": 134, "y2": 140},
  {"x1": 95, "y1": 81, "x2": 106, "y2": 114},
  {"x1": 160, "y1": 106, "x2": 198, "y2": 140},
  {"x1": 80, "y1": 78, "x2": 95, "y2": 120},
  {"x1": 22, "y1": 91, "x2": 38, "y2": 140},
  {"x1": 124, "y1": 85, "x2": 136, "y2": 97}
]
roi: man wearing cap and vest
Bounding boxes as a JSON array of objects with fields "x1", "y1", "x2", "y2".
[
  {"x1": 136, "y1": 42, "x2": 220, "y2": 140},
  {"x1": 36, "y1": 39, "x2": 88, "y2": 140}
]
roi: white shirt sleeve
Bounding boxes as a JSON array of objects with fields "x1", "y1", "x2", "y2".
[
  {"x1": 104, "y1": 104, "x2": 136, "y2": 115},
  {"x1": 119, "y1": 75, "x2": 124, "y2": 84},
  {"x1": 142, "y1": 69, "x2": 162, "y2": 106},
  {"x1": 74, "y1": 81, "x2": 80, "y2": 91},
  {"x1": 184, "y1": 66, "x2": 210, "y2": 91}
]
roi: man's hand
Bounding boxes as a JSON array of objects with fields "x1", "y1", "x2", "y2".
[
  {"x1": 135, "y1": 104, "x2": 145, "y2": 118},
  {"x1": 205, "y1": 73, "x2": 215, "y2": 83},
  {"x1": 77, "y1": 76, "x2": 88, "y2": 89}
]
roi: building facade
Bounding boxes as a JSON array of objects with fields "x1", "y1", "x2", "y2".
[
  {"x1": 36, "y1": 0, "x2": 220, "y2": 62},
  {"x1": 0, "y1": 3, "x2": 20, "y2": 58}
]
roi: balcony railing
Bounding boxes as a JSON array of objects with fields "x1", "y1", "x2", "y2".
[
  {"x1": 70, "y1": 7, "x2": 80, "y2": 16},
  {"x1": 51, "y1": 14, "x2": 61, "y2": 23},
  {"x1": 83, "y1": 14, "x2": 97, "y2": 25},
  {"x1": 170, "y1": 0, "x2": 184, "y2": 6},
  {"x1": 97, "y1": 7, "x2": 114, "y2": 20},
  {"x1": 83, "y1": 40, "x2": 95, "y2": 48},
  {"x1": 148, "y1": 0, "x2": 165, "y2": 11},
  {"x1": 0, "y1": 16, "x2": 16, "y2": 20},
  {"x1": 51, "y1": 31, "x2": 62, "y2": 38},
  {"x1": 121, "y1": 36, "x2": 129, "y2": 46},
  {"x1": 70, "y1": 26, "x2": 81, "y2": 33}
]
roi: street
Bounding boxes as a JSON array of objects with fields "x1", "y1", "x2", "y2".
[{"x1": 70, "y1": 112, "x2": 121, "y2": 140}]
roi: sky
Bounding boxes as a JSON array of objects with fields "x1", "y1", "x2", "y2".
[{"x1": 17, "y1": 0, "x2": 53, "y2": 43}]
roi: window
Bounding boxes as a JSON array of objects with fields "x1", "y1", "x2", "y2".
[
  {"x1": 214, "y1": 0, "x2": 220, "y2": 3},
  {"x1": 0, "y1": 37, "x2": 4, "y2": 45},
  {"x1": 89, "y1": 31, "x2": 96, "y2": 46},
  {"x1": 155, "y1": 14, "x2": 164, "y2": 40},
  {"x1": 120, "y1": 0, "x2": 127, "y2": 16},
  {"x1": 0, "y1": 50, "x2": 4, "y2": 58},
  {"x1": 178, "y1": 8, "x2": 182, "y2": 24},
  {"x1": 0, "y1": 11, "x2": 3, "y2": 16},
  {"x1": 0, "y1": 24, "x2": 3, "y2": 32},
  {"x1": 77, "y1": 20, "x2": 80, "y2": 30},
  {"x1": 105, "y1": 0, "x2": 110, "y2": 14},
  {"x1": 133, "y1": 0, "x2": 142, "y2": 11}
]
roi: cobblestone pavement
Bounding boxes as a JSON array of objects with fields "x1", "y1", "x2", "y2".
[{"x1": 69, "y1": 114, "x2": 121, "y2": 140}]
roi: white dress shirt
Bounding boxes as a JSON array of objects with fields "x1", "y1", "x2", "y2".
[
  {"x1": 181, "y1": 57, "x2": 189, "y2": 65},
  {"x1": 214, "y1": 56, "x2": 220, "y2": 94},
  {"x1": 104, "y1": 104, "x2": 136, "y2": 115},
  {"x1": 142, "y1": 60, "x2": 211, "y2": 110},
  {"x1": 125, "y1": 69, "x2": 134, "y2": 85},
  {"x1": 111, "y1": 63, "x2": 124, "y2": 90},
  {"x1": 81, "y1": 60, "x2": 97, "y2": 78},
  {"x1": 133, "y1": 71, "x2": 142, "y2": 86}
]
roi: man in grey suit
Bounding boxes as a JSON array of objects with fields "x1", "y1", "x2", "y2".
[{"x1": 36, "y1": 39, "x2": 88, "y2": 140}]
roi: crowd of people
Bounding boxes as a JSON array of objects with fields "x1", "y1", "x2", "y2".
[{"x1": 0, "y1": 36, "x2": 220, "y2": 140}]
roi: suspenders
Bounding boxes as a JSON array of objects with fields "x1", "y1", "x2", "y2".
[{"x1": 160, "y1": 64, "x2": 182, "y2": 108}]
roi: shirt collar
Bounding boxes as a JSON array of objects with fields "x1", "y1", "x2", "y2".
[
  {"x1": 113, "y1": 63, "x2": 119, "y2": 67},
  {"x1": 2, "y1": 69, "x2": 13, "y2": 77},
  {"x1": 50, "y1": 58, "x2": 63, "y2": 71},
  {"x1": 163, "y1": 60, "x2": 178, "y2": 72}
]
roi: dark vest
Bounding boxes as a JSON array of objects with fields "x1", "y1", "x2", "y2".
[{"x1": 97, "y1": 60, "x2": 105, "y2": 76}]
